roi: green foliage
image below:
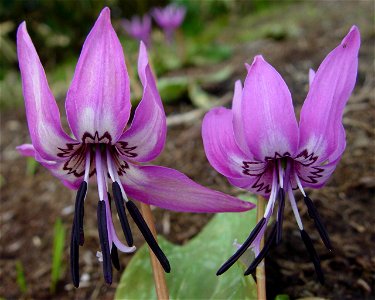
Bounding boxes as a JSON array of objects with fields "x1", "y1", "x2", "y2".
[
  {"x1": 157, "y1": 77, "x2": 188, "y2": 104},
  {"x1": 15, "y1": 260, "x2": 27, "y2": 294},
  {"x1": 115, "y1": 196, "x2": 257, "y2": 299},
  {"x1": 50, "y1": 218, "x2": 66, "y2": 293},
  {"x1": 275, "y1": 294, "x2": 290, "y2": 300},
  {"x1": 26, "y1": 157, "x2": 39, "y2": 176}
]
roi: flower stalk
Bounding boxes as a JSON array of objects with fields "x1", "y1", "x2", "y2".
[
  {"x1": 256, "y1": 196, "x2": 266, "y2": 300},
  {"x1": 140, "y1": 203, "x2": 169, "y2": 300}
]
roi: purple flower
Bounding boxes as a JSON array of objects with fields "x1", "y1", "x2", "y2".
[
  {"x1": 16, "y1": 8, "x2": 254, "y2": 287},
  {"x1": 202, "y1": 26, "x2": 360, "y2": 282},
  {"x1": 152, "y1": 4, "x2": 186, "y2": 43},
  {"x1": 122, "y1": 14, "x2": 152, "y2": 47}
]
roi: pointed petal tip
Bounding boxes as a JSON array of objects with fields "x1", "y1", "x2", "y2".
[
  {"x1": 341, "y1": 25, "x2": 360, "y2": 49},
  {"x1": 140, "y1": 40, "x2": 146, "y2": 51},
  {"x1": 17, "y1": 21, "x2": 28, "y2": 41},
  {"x1": 234, "y1": 79, "x2": 242, "y2": 90},
  {"x1": 247, "y1": 55, "x2": 266, "y2": 71},
  {"x1": 96, "y1": 7, "x2": 111, "y2": 27},
  {"x1": 100, "y1": 7, "x2": 111, "y2": 18}
]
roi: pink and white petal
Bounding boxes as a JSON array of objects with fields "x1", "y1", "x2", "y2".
[
  {"x1": 120, "y1": 165, "x2": 255, "y2": 213},
  {"x1": 17, "y1": 23, "x2": 76, "y2": 162},
  {"x1": 65, "y1": 7, "x2": 131, "y2": 143},
  {"x1": 295, "y1": 156, "x2": 341, "y2": 189},
  {"x1": 117, "y1": 44, "x2": 166, "y2": 162},
  {"x1": 202, "y1": 107, "x2": 252, "y2": 179},
  {"x1": 16, "y1": 144, "x2": 81, "y2": 189},
  {"x1": 16, "y1": 143, "x2": 56, "y2": 166},
  {"x1": 299, "y1": 26, "x2": 360, "y2": 163},
  {"x1": 45, "y1": 162, "x2": 83, "y2": 189},
  {"x1": 228, "y1": 162, "x2": 274, "y2": 197},
  {"x1": 16, "y1": 143, "x2": 37, "y2": 158},
  {"x1": 242, "y1": 55, "x2": 299, "y2": 161},
  {"x1": 231, "y1": 80, "x2": 251, "y2": 154}
]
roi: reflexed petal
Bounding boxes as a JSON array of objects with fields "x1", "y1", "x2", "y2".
[
  {"x1": 299, "y1": 26, "x2": 360, "y2": 163},
  {"x1": 242, "y1": 55, "x2": 298, "y2": 160},
  {"x1": 295, "y1": 124, "x2": 346, "y2": 188},
  {"x1": 16, "y1": 144, "x2": 82, "y2": 189},
  {"x1": 46, "y1": 162, "x2": 83, "y2": 189},
  {"x1": 17, "y1": 23, "x2": 76, "y2": 161},
  {"x1": 295, "y1": 157, "x2": 341, "y2": 189},
  {"x1": 16, "y1": 143, "x2": 38, "y2": 158},
  {"x1": 16, "y1": 143, "x2": 56, "y2": 166},
  {"x1": 202, "y1": 107, "x2": 251, "y2": 179},
  {"x1": 228, "y1": 163, "x2": 273, "y2": 197},
  {"x1": 120, "y1": 165, "x2": 255, "y2": 213},
  {"x1": 65, "y1": 7, "x2": 131, "y2": 143},
  {"x1": 117, "y1": 42, "x2": 166, "y2": 162}
]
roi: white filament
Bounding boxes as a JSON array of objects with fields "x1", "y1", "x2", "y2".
[
  {"x1": 84, "y1": 150, "x2": 91, "y2": 183},
  {"x1": 264, "y1": 167, "x2": 278, "y2": 218},
  {"x1": 294, "y1": 172, "x2": 306, "y2": 197},
  {"x1": 278, "y1": 161, "x2": 284, "y2": 189},
  {"x1": 287, "y1": 186, "x2": 304, "y2": 230},
  {"x1": 95, "y1": 145, "x2": 105, "y2": 201}
]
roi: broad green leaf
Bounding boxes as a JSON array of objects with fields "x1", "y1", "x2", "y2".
[{"x1": 115, "y1": 197, "x2": 257, "y2": 300}]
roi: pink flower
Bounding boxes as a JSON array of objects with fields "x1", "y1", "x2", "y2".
[
  {"x1": 122, "y1": 14, "x2": 152, "y2": 47},
  {"x1": 152, "y1": 4, "x2": 186, "y2": 43},
  {"x1": 202, "y1": 26, "x2": 360, "y2": 282},
  {"x1": 16, "y1": 7, "x2": 254, "y2": 287}
]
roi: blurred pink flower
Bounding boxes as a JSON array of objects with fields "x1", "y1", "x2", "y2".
[
  {"x1": 122, "y1": 14, "x2": 152, "y2": 47},
  {"x1": 152, "y1": 4, "x2": 186, "y2": 43},
  {"x1": 202, "y1": 26, "x2": 360, "y2": 282}
]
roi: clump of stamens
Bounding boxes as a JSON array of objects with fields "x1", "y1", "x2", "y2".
[{"x1": 217, "y1": 180, "x2": 332, "y2": 284}]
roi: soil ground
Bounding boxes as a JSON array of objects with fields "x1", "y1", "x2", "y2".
[{"x1": 1, "y1": 1, "x2": 374, "y2": 299}]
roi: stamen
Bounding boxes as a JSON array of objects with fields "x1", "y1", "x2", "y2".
[
  {"x1": 304, "y1": 196, "x2": 333, "y2": 251},
  {"x1": 103, "y1": 188, "x2": 135, "y2": 253},
  {"x1": 106, "y1": 148, "x2": 116, "y2": 182},
  {"x1": 84, "y1": 150, "x2": 91, "y2": 182},
  {"x1": 300, "y1": 229, "x2": 325, "y2": 284},
  {"x1": 97, "y1": 200, "x2": 113, "y2": 285},
  {"x1": 278, "y1": 161, "x2": 284, "y2": 189},
  {"x1": 126, "y1": 200, "x2": 171, "y2": 273},
  {"x1": 73, "y1": 181, "x2": 87, "y2": 246},
  {"x1": 112, "y1": 182, "x2": 134, "y2": 246},
  {"x1": 263, "y1": 166, "x2": 279, "y2": 218},
  {"x1": 216, "y1": 218, "x2": 266, "y2": 276},
  {"x1": 70, "y1": 225, "x2": 80, "y2": 288},
  {"x1": 287, "y1": 187, "x2": 304, "y2": 230},
  {"x1": 95, "y1": 146, "x2": 105, "y2": 201},
  {"x1": 294, "y1": 172, "x2": 306, "y2": 197},
  {"x1": 107, "y1": 147, "x2": 129, "y2": 203},
  {"x1": 276, "y1": 188, "x2": 285, "y2": 245},
  {"x1": 110, "y1": 243, "x2": 121, "y2": 270},
  {"x1": 244, "y1": 222, "x2": 277, "y2": 275}
]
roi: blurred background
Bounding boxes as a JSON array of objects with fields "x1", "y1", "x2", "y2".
[{"x1": 0, "y1": 0, "x2": 374, "y2": 299}]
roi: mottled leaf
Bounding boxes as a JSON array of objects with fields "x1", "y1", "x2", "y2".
[{"x1": 115, "y1": 196, "x2": 257, "y2": 299}]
